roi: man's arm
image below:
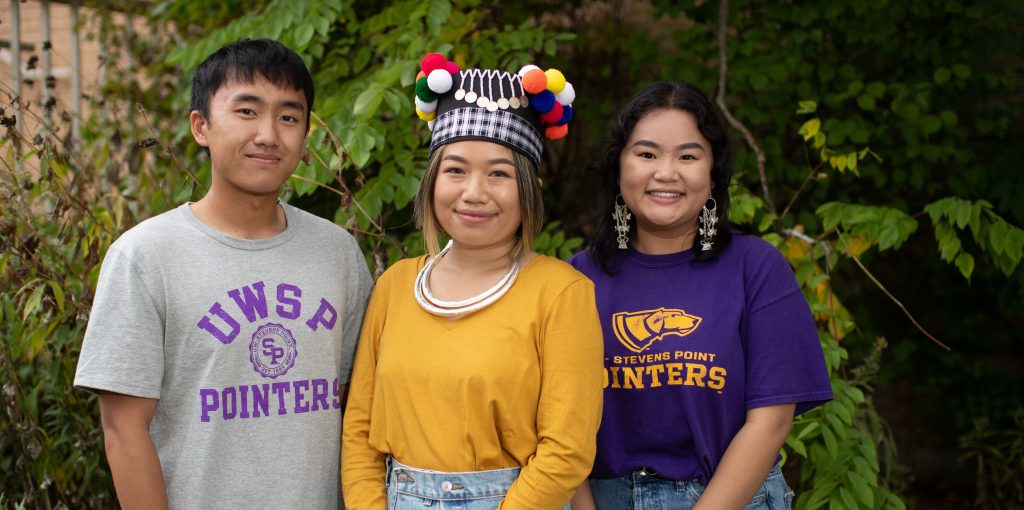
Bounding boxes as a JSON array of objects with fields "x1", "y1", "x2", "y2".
[{"x1": 99, "y1": 391, "x2": 168, "y2": 510}]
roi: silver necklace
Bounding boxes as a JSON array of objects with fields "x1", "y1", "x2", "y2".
[{"x1": 414, "y1": 240, "x2": 521, "y2": 317}]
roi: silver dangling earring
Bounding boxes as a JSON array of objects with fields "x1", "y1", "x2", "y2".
[
  {"x1": 613, "y1": 194, "x2": 632, "y2": 250},
  {"x1": 698, "y1": 195, "x2": 718, "y2": 251}
]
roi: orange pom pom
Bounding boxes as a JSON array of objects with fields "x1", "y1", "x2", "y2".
[
  {"x1": 522, "y1": 69, "x2": 547, "y2": 94},
  {"x1": 545, "y1": 124, "x2": 569, "y2": 140},
  {"x1": 416, "y1": 70, "x2": 426, "y2": 81}
]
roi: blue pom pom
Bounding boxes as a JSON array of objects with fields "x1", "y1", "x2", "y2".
[
  {"x1": 555, "y1": 105, "x2": 574, "y2": 126},
  {"x1": 530, "y1": 90, "x2": 556, "y2": 114}
]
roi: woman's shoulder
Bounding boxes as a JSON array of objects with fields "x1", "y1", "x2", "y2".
[
  {"x1": 723, "y1": 232, "x2": 790, "y2": 266},
  {"x1": 726, "y1": 231, "x2": 779, "y2": 252},
  {"x1": 525, "y1": 253, "x2": 594, "y2": 288},
  {"x1": 376, "y1": 256, "x2": 427, "y2": 285}
]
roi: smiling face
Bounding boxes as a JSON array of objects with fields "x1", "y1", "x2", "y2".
[
  {"x1": 618, "y1": 108, "x2": 714, "y2": 254},
  {"x1": 432, "y1": 140, "x2": 523, "y2": 252},
  {"x1": 190, "y1": 76, "x2": 308, "y2": 199}
]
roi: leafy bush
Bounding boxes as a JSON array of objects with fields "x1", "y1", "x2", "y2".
[{"x1": 3, "y1": 1, "x2": 1022, "y2": 508}]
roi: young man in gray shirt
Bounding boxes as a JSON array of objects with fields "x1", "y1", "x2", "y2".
[{"x1": 75, "y1": 38, "x2": 372, "y2": 509}]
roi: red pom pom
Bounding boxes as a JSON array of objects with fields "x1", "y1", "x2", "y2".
[
  {"x1": 421, "y1": 53, "x2": 446, "y2": 74},
  {"x1": 522, "y1": 69, "x2": 547, "y2": 94},
  {"x1": 540, "y1": 102, "x2": 564, "y2": 125},
  {"x1": 445, "y1": 61, "x2": 460, "y2": 75},
  {"x1": 545, "y1": 124, "x2": 569, "y2": 140}
]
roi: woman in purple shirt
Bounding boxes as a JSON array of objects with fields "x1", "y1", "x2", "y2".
[{"x1": 568, "y1": 82, "x2": 833, "y2": 509}]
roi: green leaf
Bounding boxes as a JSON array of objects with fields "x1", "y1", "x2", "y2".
[
  {"x1": 866, "y1": 81, "x2": 886, "y2": 98},
  {"x1": 799, "y1": 118, "x2": 821, "y2": 140},
  {"x1": 426, "y1": 0, "x2": 452, "y2": 36},
  {"x1": 353, "y1": 87, "x2": 384, "y2": 117},
  {"x1": 939, "y1": 235, "x2": 961, "y2": 262},
  {"x1": 955, "y1": 252, "x2": 975, "y2": 279},
  {"x1": 1004, "y1": 227, "x2": 1024, "y2": 266},
  {"x1": 383, "y1": 89, "x2": 406, "y2": 114},
  {"x1": 813, "y1": 131, "x2": 827, "y2": 148},
  {"x1": 856, "y1": 94, "x2": 875, "y2": 111},
  {"x1": 798, "y1": 421, "x2": 821, "y2": 439},
  {"x1": 786, "y1": 435, "x2": 807, "y2": 457},
  {"x1": 887, "y1": 493, "x2": 908, "y2": 510},
  {"x1": 23, "y1": 285, "x2": 46, "y2": 320},
  {"x1": 954, "y1": 200, "x2": 972, "y2": 229},
  {"x1": 921, "y1": 115, "x2": 942, "y2": 134},
  {"x1": 47, "y1": 280, "x2": 65, "y2": 314},
  {"x1": 848, "y1": 469, "x2": 875, "y2": 507},
  {"x1": 822, "y1": 425, "x2": 838, "y2": 458},
  {"x1": 346, "y1": 131, "x2": 376, "y2": 168},
  {"x1": 953, "y1": 63, "x2": 971, "y2": 78},
  {"x1": 797, "y1": 100, "x2": 818, "y2": 114},
  {"x1": 295, "y1": 24, "x2": 315, "y2": 47},
  {"x1": 934, "y1": 67, "x2": 951, "y2": 84},
  {"x1": 839, "y1": 487, "x2": 858, "y2": 510},
  {"x1": 315, "y1": 15, "x2": 330, "y2": 36},
  {"x1": 940, "y1": 110, "x2": 958, "y2": 126},
  {"x1": 353, "y1": 47, "x2": 371, "y2": 73}
]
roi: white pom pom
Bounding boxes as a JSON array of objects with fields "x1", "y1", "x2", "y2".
[
  {"x1": 427, "y1": 120, "x2": 436, "y2": 131},
  {"x1": 517, "y1": 64, "x2": 541, "y2": 77},
  {"x1": 427, "y1": 69, "x2": 453, "y2": 94},
  {"x1": 555, "y1": 82, "x2": 576, "y2": 106},
  {"x1": 415, "y1": 96, "x2": 438, "y2": 113}
]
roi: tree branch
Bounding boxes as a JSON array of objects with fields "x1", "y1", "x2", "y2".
[{"x1": 715, "y1": 0, "x2": 777, "y2": 217}]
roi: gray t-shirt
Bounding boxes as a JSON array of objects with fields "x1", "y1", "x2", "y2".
[{"x1": 75, "y1": 202, "x2": 373, "y2": 509}]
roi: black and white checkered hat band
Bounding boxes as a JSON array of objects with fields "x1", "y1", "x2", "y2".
[{"x1": 430, "y1": 107, "x2": 544, "y2": 169}]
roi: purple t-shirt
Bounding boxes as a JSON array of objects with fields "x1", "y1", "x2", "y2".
[{"x1": 569, "y1": 234, "x2": 832, "y2": 483}]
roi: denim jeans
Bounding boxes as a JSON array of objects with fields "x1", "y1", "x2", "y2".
[
  {"x1": 386, "y1": 457, "x2": 571, "y2": 510},
  {"x1": 589, "y1": 463, "x2": 794, "y2": 510}
]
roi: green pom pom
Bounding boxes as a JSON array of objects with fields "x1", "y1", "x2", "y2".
[{"x1": 415, "y1": 77, "x2": 438, "y2": 102}]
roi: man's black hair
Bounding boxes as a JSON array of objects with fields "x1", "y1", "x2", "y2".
[{"x1": 190, "y1": 38, "x2": 315, "y2": 128}]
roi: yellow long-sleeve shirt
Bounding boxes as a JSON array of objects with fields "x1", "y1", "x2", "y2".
[{"x1": 342, "y1": 254, "x2": 604, "y2": 509}]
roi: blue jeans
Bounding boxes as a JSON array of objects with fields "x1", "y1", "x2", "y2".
[
  {"x1": 386, "y1": 457, "x2": 571, "y2": 510},
  {"x1": 589, "y1": 463, "x2": 794, "y2": 510}
]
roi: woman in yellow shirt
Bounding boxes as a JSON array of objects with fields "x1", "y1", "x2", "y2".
[{"x1": 341, "y1": 54, "x2": 604, "y2": 509}]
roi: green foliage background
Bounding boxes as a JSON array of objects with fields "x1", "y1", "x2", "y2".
[{"x1": 2, "y1": 1, "x2": 1022, "y2": 508}]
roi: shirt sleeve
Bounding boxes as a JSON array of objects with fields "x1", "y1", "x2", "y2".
[
  {"x1": 341, "y1": 271, "x2": 389, "y2": 510},
  {"x1": 500, "y1": 278, "x2": 605, "y2": 509},
  {"x1": 741, "y1": 246, "x2": 833, "y2": 415},
  {"x1": 339, "y1": 236, "x2": 374, "y2": 385},
  {"x1": 74, "y1": 246, "x2": 166, "y2": 398}
]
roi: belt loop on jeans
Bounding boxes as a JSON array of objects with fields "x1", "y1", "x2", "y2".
[{"x1": 638, "y1": 466, "x2": 660, "y2": 477}]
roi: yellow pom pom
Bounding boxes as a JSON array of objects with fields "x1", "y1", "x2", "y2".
[
  {"x1": 416, "y1": 108, "x2": 436, "y2": 121},
  {"x1": 544, "y1": 69, "x2": 566, "y2": 93}
]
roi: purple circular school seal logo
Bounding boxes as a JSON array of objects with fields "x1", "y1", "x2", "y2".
[{"x1": 249, "y1": 322, "x2": 297, "y2": 379}]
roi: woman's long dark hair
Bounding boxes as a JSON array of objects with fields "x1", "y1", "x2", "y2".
[{"x1": 586, "y1": 81, "x2": 734, "y2": 274}]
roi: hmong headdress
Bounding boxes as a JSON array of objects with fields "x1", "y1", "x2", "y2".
[{"x1": 413, "y1": 53, "x2": 576, "y2": 170}]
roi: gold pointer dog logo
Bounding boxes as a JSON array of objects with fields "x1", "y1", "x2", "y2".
[{"x1": 612, "y1": 308, "x2": 702, "y2": 353}]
